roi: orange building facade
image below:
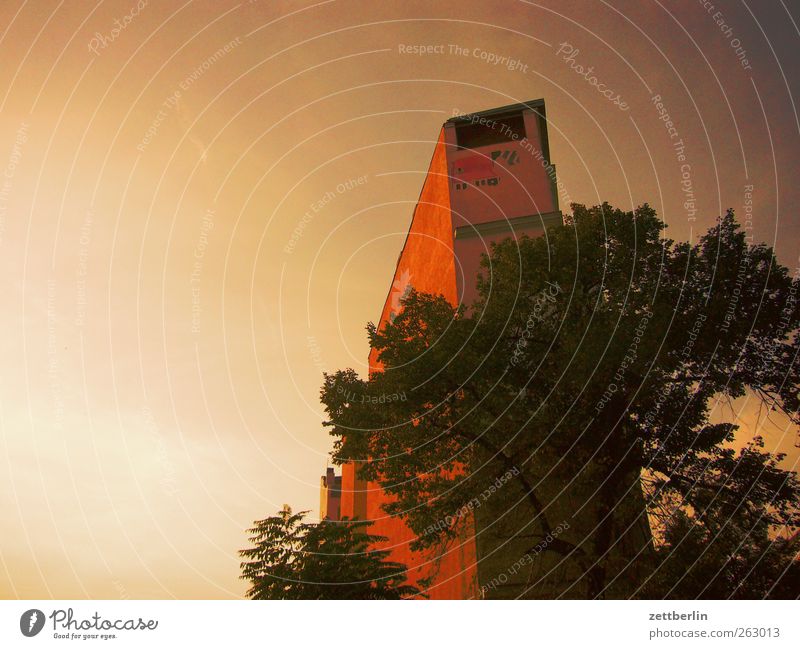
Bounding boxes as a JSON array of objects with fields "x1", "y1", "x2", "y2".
[
  {"x1": 336, "y1": 99, "x2": 563, "y2": 598},
  {"x1": 319, "y1": 467, "x2": 342, "y2": 521}
]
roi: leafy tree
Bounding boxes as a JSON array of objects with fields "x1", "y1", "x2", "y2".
[
  {"x1": 320, "y1": 203, "x2": 800, "y2": 598},
  {"x1": 240, "y1": 506, "x2": 418, "y2": 599},
  {"x1": 642, "y1": 437, "x2": 800, "y2": 598}
]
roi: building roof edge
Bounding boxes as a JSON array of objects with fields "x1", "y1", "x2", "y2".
[{"x1": 446, "y1": 98, "x2": 546, "y2": 124}]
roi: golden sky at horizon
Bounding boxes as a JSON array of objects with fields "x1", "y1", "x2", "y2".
[{"x1": 1, "y1": 0, "x2": 798, "y2": 598}]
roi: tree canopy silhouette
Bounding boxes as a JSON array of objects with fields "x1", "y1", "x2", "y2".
[
  {"x1": 320, "y1": 203, "x2": 800, "y2": 599},
  {"x1": 240, "y1": 506, "x2": 418, "y2": 599}
]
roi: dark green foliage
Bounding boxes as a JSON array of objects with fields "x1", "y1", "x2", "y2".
[
  {"x1": 240, "y1": 507, "x2": 418, "y2": 599},
  {"x1": 320, "y1": 203, "x2": 800, "y2": 598},
  {"x1": 643, "y1": 437, "x2": 800, "y2": 598}
]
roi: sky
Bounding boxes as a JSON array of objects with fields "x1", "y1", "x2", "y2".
[{"x1": 0, "y1": 0, "x2": 798, "y2": 598}]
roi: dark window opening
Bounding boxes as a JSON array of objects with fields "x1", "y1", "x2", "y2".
[{"x1": 455, "y1": 112, "x2": 526, "y2": 149}]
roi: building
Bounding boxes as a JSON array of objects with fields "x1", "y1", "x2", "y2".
[
  {"x1": 339, "y1": 99, "x2": 560, "y2": 598},
  {"x1": 337, "y1": 99, "x2": 650, "y2": 598},
  {"x1": 319, "y1": 467, "x2": 341, "y2": 521}
]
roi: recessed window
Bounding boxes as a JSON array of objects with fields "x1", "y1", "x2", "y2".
[{"x1": 455, "y1": 112, "x2": 526, "y2": 149}]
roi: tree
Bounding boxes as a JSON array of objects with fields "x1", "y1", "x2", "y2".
[
  {"x1": 240, "y1": 506, "x2": 418, "y2": 599},
  {"x1": 642, "y1": 437, "x2": 800, "y2": 598},
  {"x1": 320, "y1": 203, "x2": 800, "y2": 598}
]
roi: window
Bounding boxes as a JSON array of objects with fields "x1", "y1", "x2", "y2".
[{"x1": 455, "y1": 112, "x2": 526, "y2": 149}]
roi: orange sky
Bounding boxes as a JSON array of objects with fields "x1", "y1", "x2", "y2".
[{"x1": 0, "y1": 0, "x2": 798, "y2": 598}]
